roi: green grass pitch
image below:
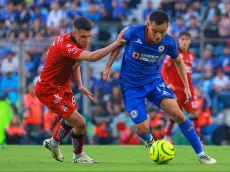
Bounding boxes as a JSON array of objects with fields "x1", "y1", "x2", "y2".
[{"x1": 0, "y1": 145, "x2": 229, "y2": 171}]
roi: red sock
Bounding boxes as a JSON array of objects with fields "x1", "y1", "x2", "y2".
[
  {"x1": 193, "y1": 120, "x2": 200, "y2": 137},
  {"x1": 164, "y1": 119, "x2": 175, "y2": 136},
  {"x1": 72, "y1": 132, "x2": 85, "y2": 154},
  {"x1": 53, "y1": 120, "x2": 72, "y2": 142}
]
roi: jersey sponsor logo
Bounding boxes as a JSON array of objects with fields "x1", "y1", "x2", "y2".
[
  {"x1": 132, "y1": 52, "x2": 140, "y2": 60},
  {"x1": 158, "y1": 45, "x2": 165, "y2": 52},
  {"x1": 130, "y1": 110, "x2": 138, "y2": 118},
  {"x1": 68, "y1": 46, "x2": 80, "y2": 54},
  {"x1": 66, "y1": 43, "x2": 72, "y2": 48},
  {"x1": 132, "y1": 52, "x2": 160, "y2": 62},
  {"x1": 134, "y1": 38, "x2": 143, "y2": 44},
  {"x1": 53, "y1": 94, "x2": 63, "y2": 104}
]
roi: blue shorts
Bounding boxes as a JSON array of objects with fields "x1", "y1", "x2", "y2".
[{"x1": 120, "y1": 79, "x2": 174, "y2": 124}]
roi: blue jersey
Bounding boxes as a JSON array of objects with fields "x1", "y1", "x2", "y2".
[{"x1": 120, "y1": 24, "x2": 178, "y2": 87}]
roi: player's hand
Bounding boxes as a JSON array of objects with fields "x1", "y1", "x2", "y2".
[
  {"x1": 167, "y1": 84, "x2": 176, "y2": 91},
  {"x1": 115, "y1": 29, "x2": 126, "y2": 46},
  {"x1": 103, "y1": 65, "x2": 112, "y2": 82},
  {"x1": 184, "y1": 87, "x2": 192, "y2": 104},
  {"x1": 79, "y1": 86, "x2": 94, "y2": 101}
]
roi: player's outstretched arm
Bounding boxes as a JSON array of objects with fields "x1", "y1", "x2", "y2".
[
  {"x1": 72, "y1": 64, "x2": 94, "y2": 101},
  {"x1": 103, "y1": 46, "x2": 123, "y2": 82},
  {"x1": 173, "y1": 55, "x2": 191, "y2": 101},
  {"x1": 78, "y1": 30, "x2": 126, "y2": 62}
]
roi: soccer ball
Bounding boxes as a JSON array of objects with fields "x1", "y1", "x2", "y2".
[{"x1": 149, "y1": 140, "x2": 175, "y2": 164}]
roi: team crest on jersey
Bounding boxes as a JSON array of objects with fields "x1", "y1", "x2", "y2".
[
  {"x1": 130, "y1": 110, "x2": 138, "y2": 118},
  {"x1": 132, "y1": 52, "x2": 140, "y2": 60},
  {"x1": 62, "y1": 104, "x2": 68, "y2": 112},
  {"x1": 158, "y1": 45, "x2": 165, "y2": 52}
]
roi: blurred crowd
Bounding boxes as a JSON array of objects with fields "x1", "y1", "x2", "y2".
[{"x1": 0, "y1": 0, "x2": 230, "y2": 146}]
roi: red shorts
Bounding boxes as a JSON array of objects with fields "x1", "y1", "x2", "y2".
[
  {"x1": 174, "y1": 90, "x2": 197, "y2": 113},
  {"x1": 35, "y1": 83, "x2": 77, "y2": 119}
]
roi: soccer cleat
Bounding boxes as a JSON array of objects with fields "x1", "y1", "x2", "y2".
[
  {"x1": 163, "y1": 136, "x2": 173, "y2": 143},
  {"x1": 72, "y1": 152, "x2": 98, "y2": 163},
  {"x1": 43, "y1": 139, "x2": 64, "y2": 162},
  {"x1": 199, "y1": 155, "x2": 216, "y2": 164},
  {"x1": 145, "y1": 139, "x2": 155, "y2": 149}
]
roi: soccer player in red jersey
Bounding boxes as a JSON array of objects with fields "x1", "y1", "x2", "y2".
[
  {"x1": 161, "y1": 31, "x2": 200, "y2": 142},
  {"x1": 35, "y1": 17, "x2": 125, "y2": 163}
]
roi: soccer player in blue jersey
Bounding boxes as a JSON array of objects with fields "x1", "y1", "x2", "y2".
[{"x1": 103, "y1": 11, "x2": 216, "y2": 164}]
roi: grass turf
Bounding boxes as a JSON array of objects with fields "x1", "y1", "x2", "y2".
[{"x1": 0, "y1": 145, "x2": 229, "y2": 171}]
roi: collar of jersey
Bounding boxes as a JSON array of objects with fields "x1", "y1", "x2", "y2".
[
  {"x1": 144, "y1": 26, "x2": 158, "y2": 45},
  {"x1": 70, "y1": 33, "x2": 77, "y2": 43}
]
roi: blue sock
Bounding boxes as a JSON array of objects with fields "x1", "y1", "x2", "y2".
[
  {"x1": 136, "y1": 129, "x2": 153, "y2": 142},
  {"x1": 179, "y1": 119, "x2": 204, "y2": 156}
]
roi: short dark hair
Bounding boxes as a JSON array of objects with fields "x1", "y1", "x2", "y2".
[
  {"x1": 73, "y1": 17, "x2": 92, "y2": 31},
  {"x1": 149, "y1": 10, "x2": 169, "y2": 25},
  {"x1": 179, "y1": 31, "x2": 191, "y2": 38}
]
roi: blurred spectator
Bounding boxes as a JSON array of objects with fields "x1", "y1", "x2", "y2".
[
  {"x1": 46, "y1": 2, "x2": 65, "y2": 34},
  {"x1": 192, "y1": 0, "x2": 203, "y2": 16},
  {"x1": 24, "y1": 52, "x2": 35, "y2": 85},
  {"x1": 187, "y1": 16, "x2": 200, "y2": 39},
  {"x1": 96, "y1": 72, "x2": 112, "y2": 95},
  {"x1": 199, "y1": 46, "x2": 215, "y2": 71},
  {"x1": 0, "y1": 69, "x2": 19, "y2": 105},
  {"x1": 201, "y1": 0, "x2": 221, "y2": 23},
  {"x1": 204, "y1": 14, "x2": 219, "y2": 38},
  {"x1": 142, "y1": 1, "x2": 155, "y2": 21},
  {"x1": 183, "y1": 6, "x2": 199, "y2": 22},
  {"x1": 5, "y1": 115, "x2": 26, "y2": 144},
  {"x1": 198, "y1": 69, "x2": 214, "y2": 95},
  {"x1": 90, "y1": 21, "x2": 99, "y2": 50},
  {"x1": 218, "y1": 0, "x2": 230, "y2": 14},
  {"x1": 89, "y1": 68, "x2": 98, "y2": 95},
  {"x1": 112, "y1": 0, "x2": 131, "y2": 21},
  {"x1": 0, "y1": 96, "x2": 13, "y2": 145},
  {"x1": 218, "y1": 13, "x2": 230, "y2": 38},
  {"x1": 100, "y1": 6, "x2": 112, "y2": 21},
  {"x1": 66, "y1": 2, "x2": 83, "y2": 21},
  {"x1": 212, "y1": 68, "x2": 230, "y2": 111},
  {"x1": 215, "y1": 46, "x2": 230, "y2": 71},
  {"x1": 120, "y1": 125, "x2": 141, "y2": 145},
  {"x1": 23, "y1": 83, "x2": 42, "y2": 144},
  {"x1": 0, "y1": 51, "x2": 18, "y2": 75},
  {"x1": 28, "y1": 18, "x2": 46, "y2": 38},
  {"x1": 14, "y1": 2, "x2": 31, "y2": 27},
  {"x1": 175, "y1": 1, "x2": 187, "y2": 17},
  {"x1": 106, "y1": 86, "x2": 123, "y2": 115},
  {"x1": 170, "y1": 16, "x2": 186, "y2": 39},
  {"x1": 92, "y1": 104, "x2": 113, "y2": 144},
  {"x1": 30, "y1": 6, "x2": 47, "y2": 24},
  {"x1": 85, "y1": 3, "x2": 101, "y2": 21},
  {"x1": 43, "y1": 108, "x2": 58, "y2": 138},
  {"x1": 194, "y1": 86, "x2": 212, "y2": 143},
  {"x1": 148, "y1": 109, "x2": 166, "y2": 140}
]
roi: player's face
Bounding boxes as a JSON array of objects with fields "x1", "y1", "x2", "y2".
[
  {"x1": 73, "y1": 29, "x2": 92, "y2": 48},
  {"x1": 178, "y1": 35, "x2": 191, "y2": 51},
  {"x1": 147, "y1": 21, "x2": 168, "y2": 43}
]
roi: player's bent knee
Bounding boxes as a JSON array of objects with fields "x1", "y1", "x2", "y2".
[{"x1": 78, "y1": 120, "x2": 86, "y2": 130}]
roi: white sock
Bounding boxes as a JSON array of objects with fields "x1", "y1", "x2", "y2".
[
  {"x1": 51, "y1": 137, "x2": 59, "y2": 146},
  {"x1": 196, "y1": 151, "x2": 205, "y2": 158}
]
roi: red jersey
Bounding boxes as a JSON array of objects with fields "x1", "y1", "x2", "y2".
[
  {"x1": 38, "y1": 33, "x2": 85, "y2": 92},
  {"x1": 161, "y1": 50, "x2": 194, "y2": 91}
]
